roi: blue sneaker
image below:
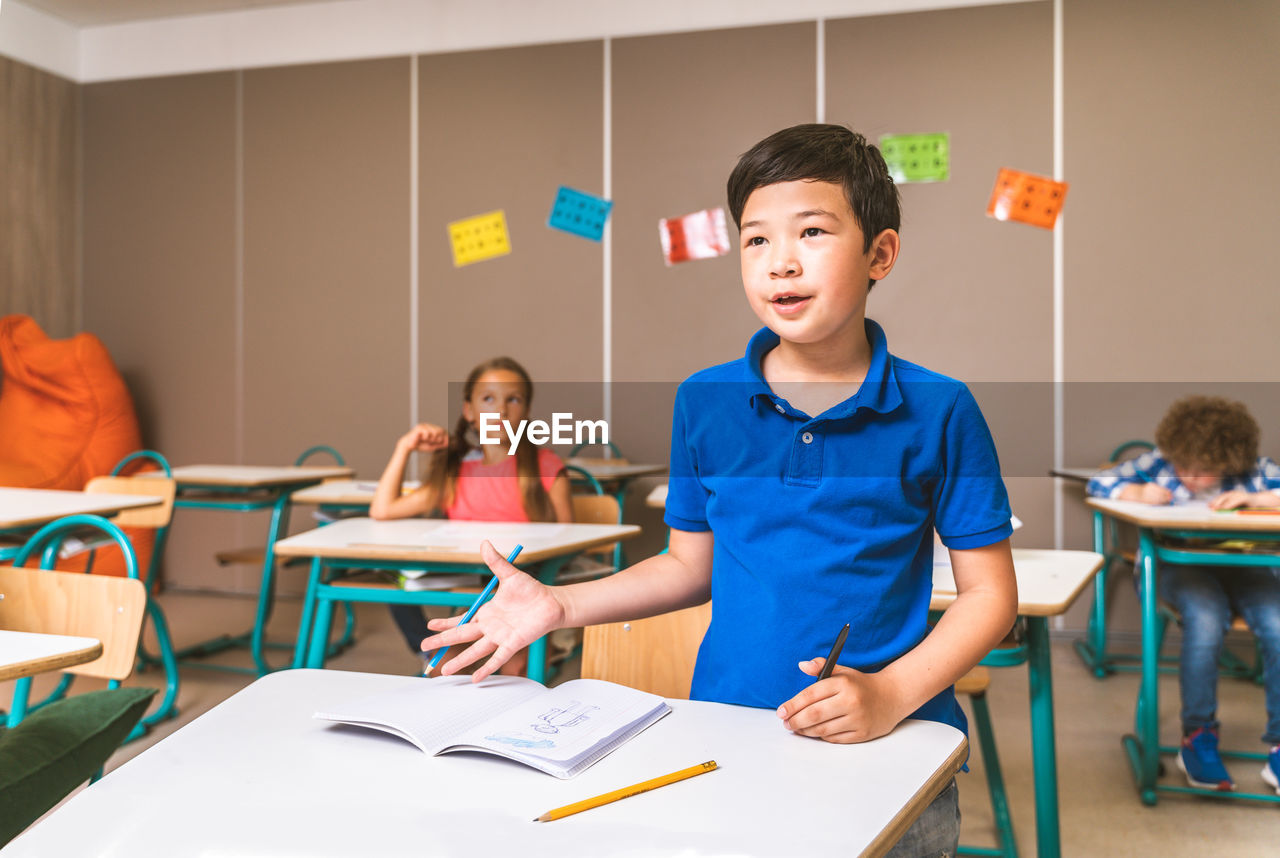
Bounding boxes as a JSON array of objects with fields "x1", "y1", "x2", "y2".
[
  {"x1": 1263, "y1": 746, "x2": 1280, "y2": 795},
  {"x1": 1177, "y1": 728, "x2": 1234, "y2": 791}
]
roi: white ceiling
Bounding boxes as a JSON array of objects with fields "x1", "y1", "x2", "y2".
[{"x1": 19, "y1": 0, "x2": 339, "y2": 27}]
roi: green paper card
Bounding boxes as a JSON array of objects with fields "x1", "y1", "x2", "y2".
[{"x1": 879, "y1": 133, "x2": 950, "y2": 183}]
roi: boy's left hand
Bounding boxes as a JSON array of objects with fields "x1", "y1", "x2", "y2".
[
  {"x1": 776, "y1": 658, "x2": 906, "y2": 744},
  {"x1": 1210, "y1": 490, "x2": 1280, "y2": 510}
]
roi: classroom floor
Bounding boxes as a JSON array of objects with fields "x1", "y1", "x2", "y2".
[{"x1": 7, "y1": 590, "x2": 1280, "y2": 855}]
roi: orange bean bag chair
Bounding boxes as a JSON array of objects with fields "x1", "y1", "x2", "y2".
[{"x1": 0, "y1": 315, "x2": 152, "y2": 578}]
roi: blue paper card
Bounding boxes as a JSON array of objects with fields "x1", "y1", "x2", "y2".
[{"x1": 548, "y1": 186, "x2": 612, "y2": 241}]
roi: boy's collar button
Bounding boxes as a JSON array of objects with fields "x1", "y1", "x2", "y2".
[
  {"x1": 775, "y1": 403, "x2": 786, "y2": 414},
  {"x1": 801, "y1": 432, "x2": 814, "y2": 444}
]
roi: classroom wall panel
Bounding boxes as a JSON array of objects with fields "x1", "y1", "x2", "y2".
[
  {"x1": 1061, "y1": 0, "x2": 1280, "y2": 504},
  {"x1": 241, "y1": 57, "x2": 413, "y2": 593},
  {"x1": 0, "y1": 55, "x2": 78, "y2": 339},
  {"x1": 1062, "y1": 0, "x2": 1280, "y2": 633},
  {"x1": 609, "y1": 23, "x2": 815, "y2": 459},
  {"x1": 417, "y1": 41, "x2": 605, "y2": 443},
  {"x1": 825, "y1": 2, "x2": 1055, "y2": 551},
  {"x1": 241, "y1": 57, "x2": 411, "y2": 476},
  {"x1": 609, "y1": 24, "x2": 816, "y2": 556},
  {"x1": 82, "y1": 71, "x2": 240, "y2": 592}
]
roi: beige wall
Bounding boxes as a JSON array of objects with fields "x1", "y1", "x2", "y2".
[
  {"x1": 54, "y1": 1, "x2": 1280, "y2": 635},
  {"x1": 0, "y1": 55, "x2": 78, "y2": 339}
]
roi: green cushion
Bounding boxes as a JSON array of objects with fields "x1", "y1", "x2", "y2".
[{"x1": 0, "y1": 687, "x2": 156, "y2": 846}]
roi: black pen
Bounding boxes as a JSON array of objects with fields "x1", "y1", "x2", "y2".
[{"x1": 816, "y1": 623, "x2": 850, "y2": 681}]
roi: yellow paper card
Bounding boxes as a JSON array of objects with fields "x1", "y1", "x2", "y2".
[{"x1": 448, "y1": 210, "x2": 511, "y2": 267}]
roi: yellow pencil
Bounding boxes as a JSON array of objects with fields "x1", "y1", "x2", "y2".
[{"x1": 533, "y1": 760, "x2": 718, "y2": 822}]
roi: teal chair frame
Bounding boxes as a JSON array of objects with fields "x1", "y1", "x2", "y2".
[
  {"x1": 1121, "y1": 527, "x2": 1280, "y2": 806},
  {"x1": 932, "y1": 611, "x2": 1024, "y2": 858},
  {"x1": 165, "y1": 444, "x2": 347, "y2": 676},
  {"x1": 6, "y1": 514, "x2": 179, "y2": 742}
]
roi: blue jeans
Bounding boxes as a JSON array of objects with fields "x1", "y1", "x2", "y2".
[
  {"x1": 1158, "y1": 563, "x2": 1280, "y2": 744},
  {"x1": 885, "y1": 777, "x2": 959, "y2": 857}
]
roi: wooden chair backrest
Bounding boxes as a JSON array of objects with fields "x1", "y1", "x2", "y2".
[
  {"x1": 581, "y1": 602, "x2": 712, "y2": 699},
  {"x1": 84, "y1": 475, "x2": 176, "y2": 529},
  {"x1": 0, "y1": 565, "x2": 146, "y2": 680},
  {"x1": 571, "y1": 494, "x2": 620, "y2": 526}
]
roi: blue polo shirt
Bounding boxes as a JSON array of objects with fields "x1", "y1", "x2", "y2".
[{"x1": 665, "y1": 319, "x2": 1012, "y2": 734}]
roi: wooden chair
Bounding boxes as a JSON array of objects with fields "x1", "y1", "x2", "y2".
[
  {"x1": 81, "y1": 472, "x2": 181, "y2": 731},
  {"x1": 557, "y1": 493, "x2": 624, "y2": 584},
  {"x1": 581, "y1": 603, "x2": 711, "y2": 700},
  {"x1": 1, "y1": 564, "x2": 147, "y2": 727}
]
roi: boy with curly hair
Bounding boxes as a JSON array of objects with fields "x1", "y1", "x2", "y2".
[{"x1": 1088, "y1": 395, "x2": 1280, "y2": 793}]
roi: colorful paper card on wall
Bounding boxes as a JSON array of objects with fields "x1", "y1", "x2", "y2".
[
  {"x1": 879, "y1": 133, "x2": 950, "y2": 183},
  {"x1": 548, "y1": 186, "x2": 612, "y2": 241},
  {"x1": 659, "y1": 207, "x2": 731, "y2": 266},
  {"x1": 986, "y1": 168, "x2": 1069, "y2": 230},
  {"x1": 448, "y1": 210, "x2": 511, "y2": 267}
]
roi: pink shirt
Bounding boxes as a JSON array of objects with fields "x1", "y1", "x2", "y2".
[{"x1": 442, "y1": 447, "x2": 565, "y2": 521}]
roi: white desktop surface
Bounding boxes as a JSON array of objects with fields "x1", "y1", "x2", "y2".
[
  {"x1": 143, "y1": 464, "x2": 353, "y2": 488},
  {"x1": 290, "y1": 479, "x2": 420, "y2": 505},
  {"x1": 273, "y1": 517, "x2": 640, "y2": 566},
  {"x1": 0, "y1": 487, "x2": 163, "y2": 530},
  {"x1": 566, "y1": 459, "x2": 667, "y2": 481},
  {"x1": 1087, "y1": 497, "x2": 1280, "y2": 532},
  {"x1": 4, "y1": 669, "x2": 965, "y2": 858},
  {"x1": 0, "y1": 630, "x2": 102, "y2": 681},
  {"x1": 932, "y1": 548, "x2": 1104, "y2": 616}
]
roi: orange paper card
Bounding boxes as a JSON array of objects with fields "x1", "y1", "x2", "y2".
[{"x1": 986, "y1": 168, "x2": 1068, "y2": 230}]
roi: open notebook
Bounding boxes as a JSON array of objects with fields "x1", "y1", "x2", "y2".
[{"x1": 314, "y1": 675, "x2": 670, "y2": 779}]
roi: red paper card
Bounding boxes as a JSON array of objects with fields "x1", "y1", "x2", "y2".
[{"x1": 659, "y1": 208, "x2": 730, "y2": 265}]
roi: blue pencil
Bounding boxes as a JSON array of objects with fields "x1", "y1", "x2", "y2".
[{"x1": 423, "y1": 543, "x2": 523, "y2": 675}]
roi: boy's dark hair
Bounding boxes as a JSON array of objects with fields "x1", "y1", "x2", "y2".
[
  {"x1": 726, "y1": 123, "x2": 901, "y2": 253},
  {"x1": 1155, "y1": 395, "x2": 1260, "y2": 476}
]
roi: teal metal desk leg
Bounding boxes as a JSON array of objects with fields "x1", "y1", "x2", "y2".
[
  {"x1": 1136, "y1": 531, "x2": 1161, "y2": 803},
  {"x1": 306, "y1": 588, "x2": 337, "y2": 670},
  {"x1": 1026, "y1": 615, "x2": 1060, "y2": 858},
  {"x1": 1075, "y1": 511, "x2": 1112, "y2": 677},
  {"x1": 249, "y1": 492, "x2": 292, "y2": 675},
  {"x1": 293, "y1": 557, "x2": 325, "y2": 669}
]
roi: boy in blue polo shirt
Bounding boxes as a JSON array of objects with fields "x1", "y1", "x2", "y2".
[{"x1": 424, "y1": 124, "x2": 1018, "y2": 855}]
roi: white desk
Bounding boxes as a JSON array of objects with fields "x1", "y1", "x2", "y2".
[
  {"x1": 290, "y1": 479, "x2": 420, "y2": 508},
  {"x1": 145, "y1": 464, "x2": 354, "y2": 489},
  {"x1": 274, "y1": 518, "x2": 640, "y2": 682},
  {"x1": 4, "y1": 669, "x2": 966, "y2": 858},
  {"x1": 1048, "y1": 466, "x2": 1098, "y2": 484},
  {"x1": 0, "y1": 630, "x2": 102, "y2": 682},
  {"x1": 1086, "y1": 498, "x2": 1280, "y2": 806},
  {"x1": 566, "y1": 459, "x2": 667, "y2": 484},
  {"x1": 0, "y1": 487, "x2": 163, "y2": 560},
  {"x1": 137, "y1": 464, "x2": 353, "y2": 675},
  {"x1": 933, "y1": 548, "x2": 1104, "y2": 858},
  {"x1": 645, "y1": 482, "x2": 668, "y2": 509}
]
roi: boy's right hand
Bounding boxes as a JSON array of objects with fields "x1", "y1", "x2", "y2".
[
  {"x1": 421, "y1": 540, "x2": 567, "y2": 681},
  {"x1": 397, "y1": 423, "x2": 449, "y2": 454},
  {"x1": 1121, "y1": 482, "x2": 1172, "y2": 505}
]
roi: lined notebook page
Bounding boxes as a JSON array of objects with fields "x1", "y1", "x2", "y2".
[{"x1": 315, "y1": 675, "x2": 543, "y2": 752}]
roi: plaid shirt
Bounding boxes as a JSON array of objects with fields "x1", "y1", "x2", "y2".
[{"x1": 1087, "y1": 448, "x2": 1280, "y2": 503}]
